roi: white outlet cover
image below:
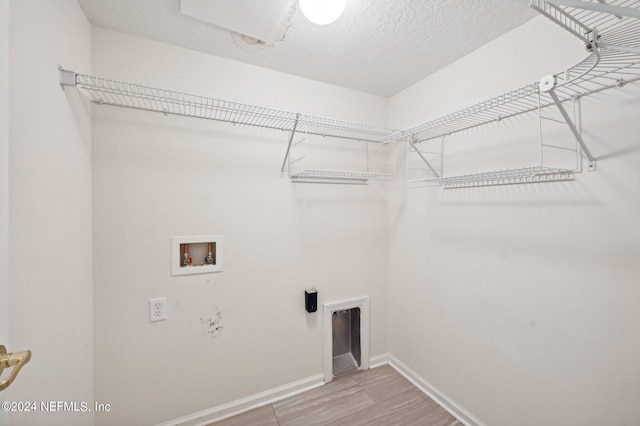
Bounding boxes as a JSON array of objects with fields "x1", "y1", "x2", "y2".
[{"x1": 149, "y1": 297, "x2": 167, "y2": 322}]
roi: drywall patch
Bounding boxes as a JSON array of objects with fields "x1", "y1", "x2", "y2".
[{"x1": 200, "y1": 307, "x2": 224, "y2": 338}]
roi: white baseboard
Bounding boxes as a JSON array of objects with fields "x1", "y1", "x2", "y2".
[
  {"x1": 159, "y1": 354, "x2": 483, "y2": 426},
  {"x1": 158, "y1": 373, "x2": 324, "y2": 426},
  {"x1": 369, "y1": 353, "x2": 390, "y2": 368},
  {"x1": 161, "y1": 354, "x2": 390, "y2": 426},
  {"x1": 388, "y1": 355, "x2": 486, "y2": 426}
]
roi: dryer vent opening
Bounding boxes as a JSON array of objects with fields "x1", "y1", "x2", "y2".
[
  {"x1": 332, "y1": 307, "x2": 361, "y2": 378},
  {"x1": 323, "y1": 297, "x2": 369, "y2": 383}
]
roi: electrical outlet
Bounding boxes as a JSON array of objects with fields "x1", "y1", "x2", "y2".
[{"x1": 149, "y1": 297, "x2": 167, "y2": 322}]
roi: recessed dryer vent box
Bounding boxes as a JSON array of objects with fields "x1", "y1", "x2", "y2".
[{"x1": 171, "y1": 235, "x2": 223, "y2": 276}]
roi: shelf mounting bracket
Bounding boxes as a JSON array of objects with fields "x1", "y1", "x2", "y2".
[
  {"x1": 546, "y1": 0, "x2": 640, "y2": 20},
  {"x1": 408, "y1": 137, "x2": 440, "y2": 178},
  {"x1": 280, "y1": 113, "x2": 300, "y2": 176},
  {"x1": 596, "y1": 42, "x2": 640, "y2": 55},
  {"x1": 540, "y1": 75, "x2": 597, "y2": 171},
  {"x1": 58, "y1": 67, "x2": 77, "y2": 87}
]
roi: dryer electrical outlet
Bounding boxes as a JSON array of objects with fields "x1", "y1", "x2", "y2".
[{"x1": 149, "y1": 297, "x2": 167, "y2": 322}]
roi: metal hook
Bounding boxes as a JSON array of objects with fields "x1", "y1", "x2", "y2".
[{"x1": 0, "y1": 345, "x2": 32, "y2": 391}]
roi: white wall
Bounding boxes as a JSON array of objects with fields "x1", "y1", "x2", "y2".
[
  {"x1": 387, "y1": 16, "x2": 640, "y2": 426},
  {"x1": 8, "y1": 0, "x2": 93, "y2": 424},
  {"x1": 8, "y1": 5, "x2": 638, "y2": 425},
  {"x1": 0, "y1": 0, "x2": 9, "y2": 421},
  {"x1": 91, "y1": 28, "x2": 389, "y2": 425}
]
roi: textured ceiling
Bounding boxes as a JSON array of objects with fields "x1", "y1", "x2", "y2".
[{"x1": 76, "y1": 0, "x2": 537, "y2": 97}]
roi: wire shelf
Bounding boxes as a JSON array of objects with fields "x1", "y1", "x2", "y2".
[
  {"x1": 60, "y1": 0, "x2": 639, "y2": 189},
  {"x1": 286, "y1": 136, "x2": 396, "y2": 183},
  {"x1": 383, "y1": 0, "x2": 640, "y2": 144},
  {"x1": 291, "y1": 169, "x2": 395, "y2": 181},
  {"x1": 73, "y1": 74, "x2": 397, "y2": 144},
  {"x1": 409, "y1": 166, "x2": 575, "y2": 189},
  {"x1": 394, "y1": 0, "x2": 640, "y2": 189}
]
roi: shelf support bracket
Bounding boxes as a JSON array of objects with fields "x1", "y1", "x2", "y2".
[
  {"x1": 546, "y1": 0, "x2": 640, "y2": 20},
  {"x1": 596, "y1": 0, "x2": 623, "y2": 19},
  {"x1": 547, "y1": 87, "x2": 597, "y2": 171},
  {"x1": 530, "y1": 1, "x2": 591, "y2": 43},
  {"x1": 596, "y1": 43, "x2": 640, "y2": 56},
  {"x1": 280, "y1": 113, "x2": 300, "y2": 176},
  {"x1": 408, "y1": 137, "x2": 440, "y2": 178},
  {"x1": 59, "y1": 67, "x2": 77, "y2": 87}
]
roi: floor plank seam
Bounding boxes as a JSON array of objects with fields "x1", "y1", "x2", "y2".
[{"x1": 269, "y1": 403, "x2": 281, "y2": 426}]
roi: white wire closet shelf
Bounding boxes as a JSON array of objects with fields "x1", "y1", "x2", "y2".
[
  {"x1": 68, "y1": 73, "x2": 396, "y2": 143},
  {"x1": 286, "y1": 136, "x2": 396, "y2": 183},
  {"x1": 59, "y1": 69, "x2": 398, "y2": 184},
  {"x1": 409, "y1": 166, "x2": 575, "y2": 189},
  {"x1": 289, "y1": 170, "x2": 393, "y2": 184},
  {"x1": 388, "y1": 0, "x2": 640, "y2": 189},
  {"x1": 59, "y1": 0, "x2": 640, "y2": 189}
]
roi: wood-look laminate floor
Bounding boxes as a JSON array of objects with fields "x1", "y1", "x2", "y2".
[{"x1": 210, "y1": 365, "x2": 463, "y2": 426}]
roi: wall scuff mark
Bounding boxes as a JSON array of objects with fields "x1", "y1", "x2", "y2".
[{"x1": 200, "y1": 307, "x2": 224, "y2": 338}]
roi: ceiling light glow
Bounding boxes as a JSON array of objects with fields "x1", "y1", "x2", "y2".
[{"x1": 299, "y1": 0, "x2": 346, "y2": 25}]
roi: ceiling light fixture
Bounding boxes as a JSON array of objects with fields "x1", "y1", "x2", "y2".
[{"x1": 299, "y1": 0, "x2": 346, "y2": 25}]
